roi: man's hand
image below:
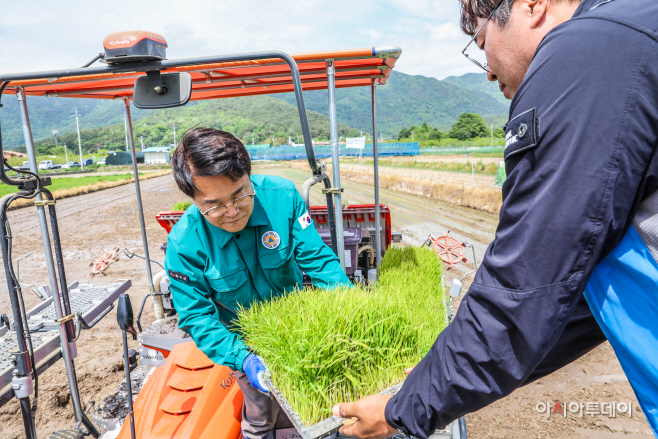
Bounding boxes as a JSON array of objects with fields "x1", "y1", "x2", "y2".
[
  {"x1": 332, "y1": 395, "x2": 398, "y2": 439},
  {"x1": 242, "y1": 353, "x2": 270, "y2": 393}
]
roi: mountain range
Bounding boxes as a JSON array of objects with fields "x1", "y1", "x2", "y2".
[{"x1": 1, "y1": 71, "x2": 510, "y2": 150}]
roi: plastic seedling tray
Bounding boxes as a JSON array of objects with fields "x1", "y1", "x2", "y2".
[{"x1": 264, "y1": 373, "x2": 403, "y2": 439}]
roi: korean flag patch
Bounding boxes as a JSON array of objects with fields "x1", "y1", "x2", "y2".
[{"x1": 297, "y1": 211, "x2": 313, "y2": 230}]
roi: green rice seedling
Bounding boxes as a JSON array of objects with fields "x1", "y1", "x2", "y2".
[
  {"x1": 237, "y1": 246, "x2": 447, "y2": 425},
  {"x1": 173, "y1": 201, "x2": 193, "y2": 211}
]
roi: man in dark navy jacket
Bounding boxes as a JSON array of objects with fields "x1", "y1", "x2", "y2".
[{"x1": 332, "y1": 0, "x2": 658, "y2": 437}]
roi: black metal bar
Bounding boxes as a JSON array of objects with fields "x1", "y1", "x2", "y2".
[
  {"x1": 135, "y1": 293, "x2": 164, "y2": 333},
  {"x1": 80, "y1": 410, "x2": 101, "y2": 438},
  {"x1": 322, "y1": 177, "x2": 338, "y2": 255},
  {"x1": 0, "y1": 81, "x2": 26, "y2": 187},
  {"x1": 77, "y1": 304, "x2": 114, "y2": 330},
  {"x1": 459, "y1": 417, "x2": 468, "y2": 438},
  {"x1": 19, "y1": 397, "x2": 37, "y2": 439},
  {"x1": 0, "y1": 195, "x2": 32, "y2": 376},
  {"x1": 371, "y1": 81, "x2": 382, "y2": 266},
  {"x1": 124, "y1": 100, "x2": 161, "y2": 322},
  {"x1": 81, "y1": 53, "x2": 105, "y2": 68},
  {"x1": 42, "y1": 189, "x2": 75, "y2": 341},
  {"x1": 0, "y1": 192, "x2": 37, "y2": 438},
  {"x1": 122, "y1": 330, "x2": 137, "y2": 439}
]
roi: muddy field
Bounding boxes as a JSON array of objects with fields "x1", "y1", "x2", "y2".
[{"x1": 0, "y1": 161, "x2": 652, "y2": 438}]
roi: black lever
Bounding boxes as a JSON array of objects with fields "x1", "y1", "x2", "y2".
[
  {"x1": 116, "y1": 294, "x2": 137, "y2": 439},
  {"x1": 0, "y1": 314, "x2": 9, "y2": 330}
]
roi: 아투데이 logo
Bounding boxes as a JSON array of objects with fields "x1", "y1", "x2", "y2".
[{"x1": 261, "y1": 231, "x2": 280, "y2": 249}]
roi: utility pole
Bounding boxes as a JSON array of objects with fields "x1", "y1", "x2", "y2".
[
  {"x1": 70, "y1": 108, "x2": 84, "y2": 170},
  {"x1": 172, "y1": 122, "x2": 177, "y2": 146},
  {"x1": 140, "y1": 136, "x2": 145, "y2": 151},
  {"x1": 52, "y1": 130, "x2": 58, "y2": 147},
  {"x1": 64, "y1": 144, "x2": 69, "y2": 164},
  {"x1": 123, "y1": 113, "x2": 129, "y2": 151}
]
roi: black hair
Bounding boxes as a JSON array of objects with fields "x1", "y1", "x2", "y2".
[
  {"x1": 171, "y1": 128, "x2": 251, "y2": 198},
  {"x1": 460, "y1": 0, "x2": 581, "y2": 35}
]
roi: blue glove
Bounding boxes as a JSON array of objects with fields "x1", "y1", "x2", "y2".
[{"x1": 243, "y1": 353, "x2": 270, "y2": 393}]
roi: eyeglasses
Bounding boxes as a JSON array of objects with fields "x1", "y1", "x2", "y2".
[
  {"x1": 200, "y1": 188, "x2": 256, "y2": 218},
  {"x1": 462, "y1": 0, "x2": 505, "y2": 72}
]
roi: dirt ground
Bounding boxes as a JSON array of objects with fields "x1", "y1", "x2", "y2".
[{"x1": 0, "y1": 161, "x2": 653, "y2": 438}]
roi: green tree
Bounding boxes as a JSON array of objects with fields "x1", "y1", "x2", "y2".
[
  {"x1": 428, "y1": 130, "x2": 445, "y2": 140},
  {"x1": 397, "y1": 123, "x2": 446, "y2": 141},
  {"x1": 493, "y1": 128, "x2": 505, "y2": 138},
  {"x1": 449, "y1": 113, "x2": 489, "y2": 140},
  {"x1": 398, "y1": 127, "x2": 412, "y2": 139}
]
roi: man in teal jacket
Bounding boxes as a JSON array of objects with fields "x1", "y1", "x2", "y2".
[{"x1": 165, "y1": 127, "x2": 350, "y2": 439}]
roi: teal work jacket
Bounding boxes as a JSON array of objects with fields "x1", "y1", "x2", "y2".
[{"x1": 165, "y1": 174, "x2": 350, "y2": 372}]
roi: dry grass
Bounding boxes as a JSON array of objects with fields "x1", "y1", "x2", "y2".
[
  {"x1": 8, "y1": 170, "x2": 172, "y2": 210},
  {"x1": 341, "y1": 165, "x2": 502, "y2": 214}
]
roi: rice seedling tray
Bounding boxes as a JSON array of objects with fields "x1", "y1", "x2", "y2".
[
  {"x1": 264, "y1": 374, "x2": 403, "y2": 439},
  {"x1": 241, "y1": 247, "x2": 451, "y2": 439}
]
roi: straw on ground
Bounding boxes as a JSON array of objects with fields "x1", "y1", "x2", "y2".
[{"x1": 341, "y1": 164, "x2": 502, "y2": 214}]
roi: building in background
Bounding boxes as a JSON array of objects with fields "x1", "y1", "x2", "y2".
[
  {"x1": 143, "y1": 146, "x2": 172, "y2": 164},
  {"x1": 3, "y1": 150, "x2": 27, "y2": 159},
  {"x1": 106, "y1": 151, "x2": 144, "y2": 166}
]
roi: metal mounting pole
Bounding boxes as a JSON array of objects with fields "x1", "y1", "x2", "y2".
[
  {"x1": 124, "y1": 99, "x2": 164, "y2": 320},
  {"x1": 326, "y1": 60, "x2": 345, "y2": 270},
  {"x1": 371, "y1": 81, "x2": 382, "y2": 267},
  {"x1": 17, "y1": 87, "x2": 88, "y2": 426}
]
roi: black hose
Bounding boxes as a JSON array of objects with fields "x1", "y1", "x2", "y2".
[
  {"x1": 4, "y1": 197, "x2": 39, "y2": 414},
  {"x1": 0, "y1": 81, "x2": 23, "y2": 187},
  {"x1": 81, "y1": 53, "x2": 104, "y2": 68}
]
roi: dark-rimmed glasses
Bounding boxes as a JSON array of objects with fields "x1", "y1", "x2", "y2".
[
  {"x1": 461, "y1": 0, "x2": 505, "y2": 72},
  {"x1": 200, "y1": 187, "x2": 256, "y2": 218}
]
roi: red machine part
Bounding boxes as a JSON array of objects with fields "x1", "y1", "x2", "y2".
[
  {"x1": 155, "y1": 211, "x2": 182, "y2": 234},
  {"x1": 427, "y1": 234, "x2": 467, "y2": 269},
  {"x1": 310, "y1": 204, "x2": 393, "y2": 249}
]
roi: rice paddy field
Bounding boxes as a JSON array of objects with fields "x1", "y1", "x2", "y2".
[
  {"x1": 0, "y1": 174, "x2": 135, "y2": 197},
  {"x1": 238, "y1": 246, "x2": 447, "y2": 425}
]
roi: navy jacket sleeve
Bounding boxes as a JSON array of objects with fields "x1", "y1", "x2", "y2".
[{"x1": 385, "y1": 3, "x2": 658, "y2": 437}]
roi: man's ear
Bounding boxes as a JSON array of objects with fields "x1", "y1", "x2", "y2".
[{"x1": 521, "y1": 0, "x2": 547, "y2": 28}]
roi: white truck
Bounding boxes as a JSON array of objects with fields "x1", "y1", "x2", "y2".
[{"x1": 38, "y1": 160, "x2": 54, "y2": 170}]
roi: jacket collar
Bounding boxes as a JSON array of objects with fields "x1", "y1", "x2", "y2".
[{"x1": 573, "y1": 0, "x2": 614, "y2": 17}]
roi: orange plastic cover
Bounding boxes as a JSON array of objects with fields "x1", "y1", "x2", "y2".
[
  {"x1": 118, "y1": 342, "x2": 243, "y2": 439},
  {"x1": 103, "y1": 30, "x2": 168, "y2": 49}
]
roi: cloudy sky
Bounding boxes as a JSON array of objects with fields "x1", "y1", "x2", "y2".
[{"x1": 0, "y1": 0, "x2": 479, "y2": 81}]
